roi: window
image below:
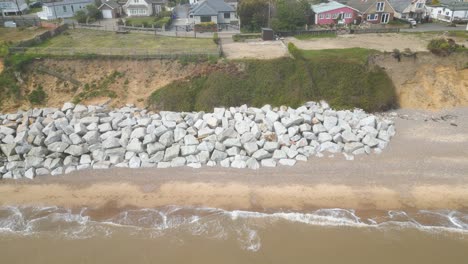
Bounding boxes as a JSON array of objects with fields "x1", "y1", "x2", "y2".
[
  {"x1": 326, "y1": 13, "x2": 331, "y2": 19},
  {"x1": 376, "y1": 2, "x2": 384, "y2": 12},
  {"x1": 224, "y1": 12, "x2": 230, "y2": 19},
  {"x1": 319, "y1": 13, "x2": 324, "y2": 19},
  {"x1": 344, "y1": 13, "x2": 352, "y2": 19},
  {"x1": 367, "y1": 14, "x2": 378, "y2": 20},
  {"x1": 71, "y1": 5, "x2": 74, "y2": 12},
  {"x1": 200, "y1": 16, "x2": 211, "y2": 22},
  {"x1": 63, "y1": 6, "x2": 67, "y2": 12},
  {"x1": 416, "y1": 3, "x2": 423, "y2": 8},
  {"x1": 332, "y1": 13, "x2": 338, "y2": 19}
]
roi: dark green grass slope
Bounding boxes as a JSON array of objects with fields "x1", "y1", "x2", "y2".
[{"x1": 149, "y1": 48, "x2": 397, "y2": 112}]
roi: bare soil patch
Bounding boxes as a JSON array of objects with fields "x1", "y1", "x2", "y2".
[
  {"x1": 373, "y1": 52, "x2": 468, "y2": 110},
  {"x1": 288, "y1": 33, "x2": 430, "y2": 52},
  {"x1": 223, "y1": 41, "x2": 289, "y2": 59},
  {"x1": 3, "y1": 59, "x2": 234, "y2": 112}
]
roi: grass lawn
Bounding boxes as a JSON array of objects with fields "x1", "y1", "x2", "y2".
[
  {"x1": 294, "y1": 33, "x2": 337, "y2": 40},
  {"x1": 0, "y1": 27, "x2": 48, "y2": 57},
  {"x1": 300, "y1": 48, "x2": 378, "y2": 64},
  {"x1": 29, "y1": 7, "x2": 43, "y2": 13},
  {"x1": 32, "y1": 29, "x2": 217, "y2": 54},
  {"x1": 125, "y1": 17, "x2": 157, "y2": 25},
  {"x1": 0, "y1": 27, "x2": 48, "y2": 43}
]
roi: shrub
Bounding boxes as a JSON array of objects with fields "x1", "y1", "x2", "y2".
[
  {"x1": 287, "y1": 42, "x2": 302, "y2": 59},
  {"x1": 195, "y1": 22, "x2": 217, "y2": 32},
  {"x1": 75, "y1": 10, "x2": 87, "y2": 23},
  {"x1": 232, "y1": 33, "x2": 261, "y2": 42},
  {"x1": 213, "y1": 33, "x2": 220, "y2": 44},
  {"x1": 427, "y1": 38, "x2": 461, "y2": 56},
  {"x1": 154, "y1": 17, "x2": 171, "y2": 28},
  {"x1": 28, "y1": 86, "x2": 47, "y2": 105},
  {"x1": 148, "y1": 48, "x2": 396, "y2": 113}
]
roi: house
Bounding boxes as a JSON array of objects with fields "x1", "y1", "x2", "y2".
[
  {"x1": 224, "y1": 0, "x2": 238, "y2": 10},
  {"x1": 123, "y1": 0, "x2": 166, "y2": 17},
  {"x1": 0, "y1": 0, "x2": 28, "y2": 15},
  {"x1": 37, "y1": 0, "x2": 93, "y2": 20},
  {"x1": 388, "y1": 0, "x2": 427, "y2": 20},
  {"x1": 427, "y1": 0, "x2": 468, "y2": 22},
  {"x1": 347, "y1": 0, "x2": 396, "y2": 24},
  {"x1": 189, "y1": 0, "x2": 238, "y2": 25},
  {"x1": 311, "y1": 1, "x2": 359, "y2": 25},
  {"x1": 98, "y1": 0, "x2": 122, "y2": 18}
]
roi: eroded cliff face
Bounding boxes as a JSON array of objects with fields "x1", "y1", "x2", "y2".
[
  {"x1": 0, "y1": 59, "x2": 238, "y2": 112},
  {"x1": 374, "y1": 52, "x2": 468, "y2": 110}
]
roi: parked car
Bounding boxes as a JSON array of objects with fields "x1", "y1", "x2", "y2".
[
  {"x1": 29, "y1": 2, "x2": 43, "y2": 8},
  {"x1": 407, "y1": 18, "x2": 417, "y2": 27}
]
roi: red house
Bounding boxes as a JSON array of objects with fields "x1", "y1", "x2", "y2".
[{"x1": 311, "y1": 1, "x2": 359, "y2": 25}]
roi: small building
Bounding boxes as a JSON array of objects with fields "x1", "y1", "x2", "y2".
[
  {"x1": 311, "y1": 1, "x2": 359, "y2": 25},
  {"x1": 0, "y1": 0, "x2": 28, "y2": 15},
  {"x1": 262, "y1": 28, "x2": 274, "y2": 40},
  {"x1": 37, "y1": 0, "x2": 94, "y2": 20},
  {"x1": 388, "y1": 0, "x2": 427, "y2": 21},
  {"x1": 189, "y1": 0, "x2": 238, "y2": 25},
  {"x1": 98, "y1": 0, "x2": 121, "y2": 18},
  {"x1": 123, "y1": 0, "x2": 166, "y2": 17},
  {"x1": 427, "y1": 0, "x2": 468, "y2": 22},
  {"x1": 347, "y1": 0, "x2": 396, "y2": 24}
]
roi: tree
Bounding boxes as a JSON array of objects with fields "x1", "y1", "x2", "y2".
[
  {"x1": 86, "y1": 4, "x2": 102, "y2": 21},
  {"x1": 74, "y1": 10, "x2": 87, "y2": 23},
  {"x1": 238, "y1": 0, "x2": 269, "y2": 32},
  {"x1": 271, "y1": 0, "x2": 310, "y2": 31}
]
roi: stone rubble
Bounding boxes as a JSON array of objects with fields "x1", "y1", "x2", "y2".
[{"x1": 0, "y1": 101, "x2": 395, "y2": 179}]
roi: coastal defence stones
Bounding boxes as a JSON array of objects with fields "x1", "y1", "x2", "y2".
[{"x1": 0, "y1": 101, "x2": 395, "y2": 179}]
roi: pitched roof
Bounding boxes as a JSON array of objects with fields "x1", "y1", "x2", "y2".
[
  {"x1": 436, "y1": 0, "x2": 468, "y2": 10},
  {"x1": 387, "y1": 0, "x2": 411, "y2": 12},
  {"x1": 346, "y1": 0, "x2": 377, "y2": 12},
  {"x1": 312, "y1": 1, "x2": 346, "y2": 13},
  {"x1": 99, "y1": 0, "x2": 119, "y2": 9},
  {"x1": 190, "y1": 0, "x2": 235, "y2": 16},
  {"x1": 43, "y1": 0, "x2": 92, "y2": 6}
]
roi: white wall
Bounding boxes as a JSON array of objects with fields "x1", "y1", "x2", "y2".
[
  {"x1": 428, "y1": 6, "x2": 468, "y2": 22},
  {"x1": 0, "y1": 0, "x2": 28, "y2": 13},
  {"x1": 38, "y1": 2, "x2": 92, "y2": 20}
]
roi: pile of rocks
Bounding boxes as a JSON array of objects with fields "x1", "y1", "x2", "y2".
[{"x1": 0, "y1": 101, "x2": 395, "y2": 179}]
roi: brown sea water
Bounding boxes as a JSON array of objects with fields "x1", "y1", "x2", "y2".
[{"x1": 0, "y1": 206, "x2": 467, "y2": 264}]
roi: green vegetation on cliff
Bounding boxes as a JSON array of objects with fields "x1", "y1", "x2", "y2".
[{"x1": 148, "y1": 47, "x2": 397, "y2": 112}]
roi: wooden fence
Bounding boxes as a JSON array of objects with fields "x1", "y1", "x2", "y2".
[
  {"x1": 351, "y1": 28, "x2": 400, "y2": 34},
  {"x1": 0, "y1": 17, "x2": 41, "y2": 27},
  {"x1": 14, "y1": 24, "x2": 68, "y2": 47},
  {"x1": 74, "y1": 23, "x2": 165, "y2": 33},
  {"x1": 276, "y1": 30, "x2": 337, "y2": 37},
  {"x1": 9, "y1": 46, "x2": 222, "y2": 59}
]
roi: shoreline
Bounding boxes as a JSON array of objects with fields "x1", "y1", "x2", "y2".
[{"x1": 1, "y1": 107, "x2": 468, "y2": 212}]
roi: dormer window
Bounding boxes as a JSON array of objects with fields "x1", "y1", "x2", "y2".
[{"x1": 376, "y1": 2, "x2": 384, "y2": 12}]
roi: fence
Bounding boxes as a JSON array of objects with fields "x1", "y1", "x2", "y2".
[
  {"x1": 276, "y1": 30, "x2": 337, "y2": 37},
  {"x1": 9, "y1": 46, "x2": 222, "y2": 59},
  {"x1": 0, "y1": 17, "x2": 41, "y2": 27},
  {"x1": 74, "y1": 23, "x2": 165, "y2": 33},
  {"x1": 351, "y1": 28, "x2": 400, "y2": 34},
  {"x1": 14, "y1": 24, "x2": 69, "y2": 47}
]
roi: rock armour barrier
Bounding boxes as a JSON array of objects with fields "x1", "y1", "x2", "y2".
[{"x1": 0, "y1": 101, "x2": 395, "y2": 179}]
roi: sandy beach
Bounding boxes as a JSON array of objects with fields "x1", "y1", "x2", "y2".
[{"x1": 1, "y1": 108, "x2": 467, "y2": 212}]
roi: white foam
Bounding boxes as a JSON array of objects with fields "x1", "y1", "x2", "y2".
[{"x1": 0, "y1": 205, "x2": 467, "y2": 252}]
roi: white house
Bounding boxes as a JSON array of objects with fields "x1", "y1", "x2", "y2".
[
  {"x1": 427, "y1": 0, "x2": 468, "y2": 22},
  {"x1": 0, "y1": 0, "x2": 28, "y2": 15},
  {"x1": 37, "y1": 0, "x2": 94, "y2": 20},
  {"x1": 189, "y1": 0, "x2": 238, "y2": 24},
  {"x1": 123, "y1": 0, "x2": 166, "y2": 17},
  {"x1": 388, "y1": 0, "x2": 427, "y2": 20}
]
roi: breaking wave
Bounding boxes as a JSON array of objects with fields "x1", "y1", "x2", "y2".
[{"x1": 0, "y1": 206, "x2": 467, "y2": 252}]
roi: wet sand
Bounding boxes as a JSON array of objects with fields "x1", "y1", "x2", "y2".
[{"x1": 1, "y1": 108, "x2": 467, "y2": 212}]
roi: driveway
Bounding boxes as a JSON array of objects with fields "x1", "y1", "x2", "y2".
[{"x1": 173, "y1": 4, "x2": 189, "y2": 19}]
